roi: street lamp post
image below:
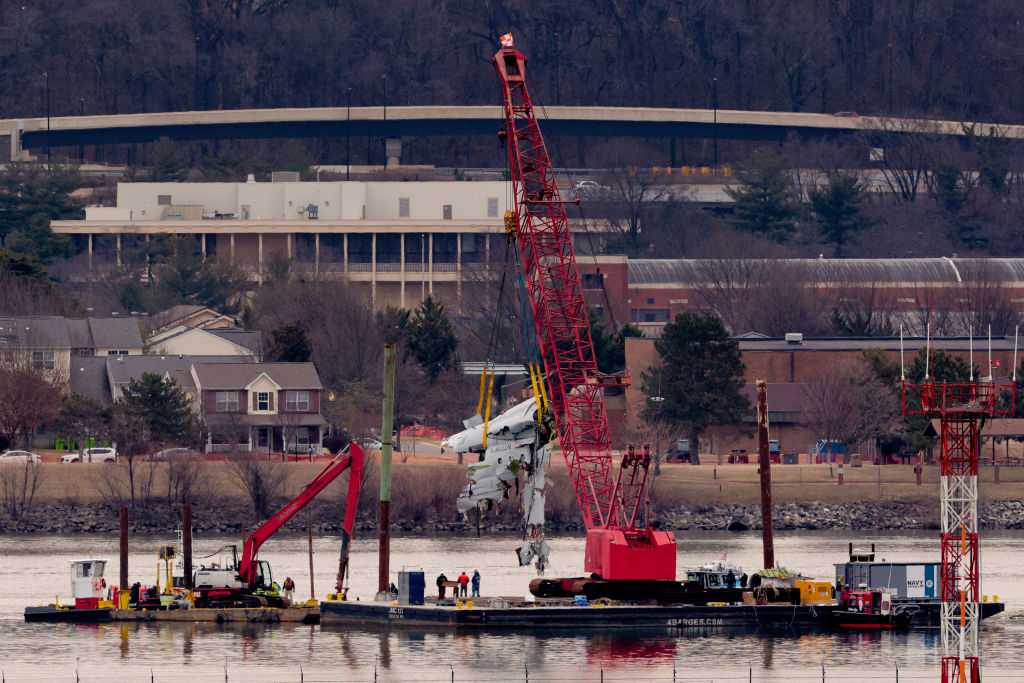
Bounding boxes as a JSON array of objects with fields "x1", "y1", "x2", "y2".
[
  {"x1": 78, "y1": 98, "x2": 85, "y2": 163},
  {"x1": 649, "y1": 394, "x2": 665, "y2": 474},
  {"x1": 346, "y1": 87, "x2": 353, "y2": 181},
  {"x1": 381, "y1": 74, "x2": 388, "y2": 121},
  {"x1": 44, "y1": 71, "x2": 51, "y2": 166},
  {"x1": 712, "y1": 76, "x2": 719, "y2": 169}
]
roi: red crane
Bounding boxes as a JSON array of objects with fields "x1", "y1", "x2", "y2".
[
  {"x1": 494, "y1": 34, "x2": 675, "y2": 587},
  {"x1": 194, "y1": 443, "x2": 365, "y2": 608}
]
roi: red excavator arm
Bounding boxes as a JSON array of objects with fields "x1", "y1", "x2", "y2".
[
  {"x1": 238, "y1": 442, "x2": 365, "y2": 591},
  {"x1": 494, "y1": 35, "x2": 675, "y2": 582}
]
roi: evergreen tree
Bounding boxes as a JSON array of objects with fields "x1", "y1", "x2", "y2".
[
  {"x1": 121, "y1": 373, "x2": 197, "y2": 445},
  {"x1": 152, "y1": 236, "x2": 248, "y2": 312},
  {"x1": 810, "y1": 174, "x2": 873, "y2": 256},
  {"x1": 0, "y1": 163, "x2": 82, "y2": 262},
  {"x1": 725, "y1": 148, "x2": 797, "y2": 242},
  {"x1": 404, "y1": 295, "x2": 458, "y2": 383},
  {"x1": 589, "y1": 309, "x2": 642, "y2": 374},
  {"x1": 641, "y1": 312, "x2": 749, "y2": 458}
]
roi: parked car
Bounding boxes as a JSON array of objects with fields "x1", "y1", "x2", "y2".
[
  {"x1": 573, "y1": 179, "x2": 608, "y2": 197},
  {"x1": 147, "y1": 447, "x2": 201, "y2": 462},
  {"x1": 0, "y1": 450, "x2": 42, "y2": 464},
  {"x1": 62, "y1": 447, "x2": 118, "y2": 464}
]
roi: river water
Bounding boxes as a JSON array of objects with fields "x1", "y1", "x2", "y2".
[{"x1": 1, "y1": 530, "x2": 1023, "y2": 682}]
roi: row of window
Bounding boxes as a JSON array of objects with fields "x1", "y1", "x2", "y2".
[
  {"x1": 398, "y1": 197, "x2": 500, "y2": 219},
  {"x1": 215, "y1": 390, "x2": 311, "y2": 413}
]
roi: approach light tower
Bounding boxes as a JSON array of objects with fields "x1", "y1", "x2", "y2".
[{"x1": 902, "y1": 332, "x2": 1015, "y2": 683}]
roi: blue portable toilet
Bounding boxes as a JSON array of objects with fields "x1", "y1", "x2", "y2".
[{"x1": 398, "y1": 570, "x2": 425, "y2": 605}]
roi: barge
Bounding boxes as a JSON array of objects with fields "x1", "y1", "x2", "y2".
[
  {"x1": 319, "y1": 599, "x2": 835, "y2": 631},
  {"x1": 24, "y1": 605, "x2": 320, "y2": 624}
]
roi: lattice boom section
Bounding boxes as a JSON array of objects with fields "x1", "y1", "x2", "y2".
[
  {"x1": 498, "y1": 56, "x2": 616, "y2": 530},
  {"x1": 902, "y1": 381, "x2": 1014, "y2": 418}
]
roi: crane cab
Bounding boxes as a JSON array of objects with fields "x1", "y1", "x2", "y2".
[{"x1": 70, "y1": 559, "x2": 107, "y2": 609}]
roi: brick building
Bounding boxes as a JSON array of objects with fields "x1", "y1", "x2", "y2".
[{"x1": 624, "y1": 335, "x2": 1019, "y2": 455}]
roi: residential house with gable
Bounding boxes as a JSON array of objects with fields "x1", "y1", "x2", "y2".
[{"x1": 191, "y1": 362, "x2": 326, "y2": 454}]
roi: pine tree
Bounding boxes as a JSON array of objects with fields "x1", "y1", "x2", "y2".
[
  {"x1": 725, "y1": 148, "x2": 797, "y2": 242},
  {"x1": 404, "y1": 296, "x2": 458, "y2": 383},
  {"x1": 121, "y1": 373, "x2": 197, "y2": 445},
  {"x1": 811, "y1": 174, "x2": 873, "y2": 256},
  {"x1": 641, "y1": 312, "x2": 750, "y2": 459}
]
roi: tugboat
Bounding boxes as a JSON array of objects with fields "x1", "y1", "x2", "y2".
[{"x1": 828, "y1": 588, "x2": 913, "y2": 630}]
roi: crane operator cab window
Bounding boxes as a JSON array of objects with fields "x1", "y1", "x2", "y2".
[{"x1": 255, "y1": 560, "x2": 273, "y2": 590}]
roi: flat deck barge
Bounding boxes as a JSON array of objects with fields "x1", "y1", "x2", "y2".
[
  {"x1": 320, "y1": 599, "x2": 1005, "y2": 631},
  {"x1": 320, "y1": 600, "x2": 835, "y2": 630},
  {"x1": 25, "y1": 606, "x2": 319, "y2": 624}
]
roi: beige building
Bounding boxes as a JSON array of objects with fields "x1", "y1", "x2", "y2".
[{"x1": 52, "y1": 180, "x2": 612, "y2": 311}]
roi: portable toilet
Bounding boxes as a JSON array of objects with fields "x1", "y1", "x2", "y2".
[
  {"x1": 398, "y1": 569, "x2": 425, "y2": 605},
  {"x1": 71, "y1": 559, "x2": 107, "y2": 609}
]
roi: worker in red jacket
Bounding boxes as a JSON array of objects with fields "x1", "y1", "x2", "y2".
[{"x1": 457, "y1": 571, "x2": 469, "y2": 598}]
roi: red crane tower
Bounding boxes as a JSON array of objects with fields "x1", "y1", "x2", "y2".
[
  {"x1": 493, "y1": 34, "x2": 675, "y2": 588},
  {"x1": 903, "y1": 376, "x2": 1014, "y2": 683}
]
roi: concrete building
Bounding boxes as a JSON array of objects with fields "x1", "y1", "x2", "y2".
[{"x1": 52, "y1": 180, "x2": 531, "y2": 310}]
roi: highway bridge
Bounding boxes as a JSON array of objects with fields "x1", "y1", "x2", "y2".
[{"x1": 5, "y1": 105, "x2": 1022, "y2": 164}]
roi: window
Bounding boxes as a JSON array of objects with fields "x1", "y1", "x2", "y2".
[
  {"x1": 398, "y1": 197, "x2": 410, "y2": 217},
  {"x1": 216, "y1": 391, "x2": 239, "y2": 413},
  {"x1": 442, "y1": 204, "x2": 453, "y2": 220},
  {"x1": 582, "y1": 273, "x2": 603, "y2": 289},
  {"x1": 256, "y1": 391, "x2": 271, "y2": 411},
  {"x1": 107, "y1": 350, "x2": 129, "y2": 357},
  {"x1": 157, "y1": 195, "x2": 172, "y2": 205},
  {"x1": 487, "y1": 197, "x2": 499, "y2": 218},
  {"x1": 632, "y1": 309, "x2": 670, "y2": 323},
  {"x1": 286, "y1": 390, "x2": 311, "y2": 412},
  {"x1": 31, "y1": 350, "x2": 55, "y2": 370},
  {"x1": 646, "y1": 297, "x2": 656, "y2": 305}
]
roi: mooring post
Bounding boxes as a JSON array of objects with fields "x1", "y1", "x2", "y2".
[
  {"x1": 379, "y1": 343, "x2": 397, "y2": 596},
  {"x1": 119, "y1": 506, "x2": 129, "y2": 596},
  {"x1": 182, "y1": 503, "x2": 193, "y2": 591},
  {"x1": 756, "y1": 380, "x2": 775, "y2": 569}
]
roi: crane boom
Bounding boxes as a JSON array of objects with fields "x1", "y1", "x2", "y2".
[
  {"x1": 239, "y1": 443, "x2": 365, "y2": 588},
  {"x1": 494, "y1": 36, "x2": 675, "y2": 582}
]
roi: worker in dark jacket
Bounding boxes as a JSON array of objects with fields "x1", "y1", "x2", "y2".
[
  {"x1": 471, "y1": 570, "x2": 481, "y2": 598},
  {"x1": 436, "y1": 572, "x2": 448, "y2": 600}
]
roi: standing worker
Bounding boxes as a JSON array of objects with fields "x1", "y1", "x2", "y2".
[
  {"x1": 282, "y1": 576, "x2": 296, "y2": 604},
  {"x1": 471, "y1": 570, "x2": 481, "y2": 598},
  {"x1": 457, "y1": 571, "x2": 469, "y2": 598},
  {"x1": 436, "y1": 572, "x2": 448, "y2": 600}
]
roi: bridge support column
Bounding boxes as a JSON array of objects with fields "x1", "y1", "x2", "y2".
[
  {"x1": 87, "y1": 234, "x2": 93, "y2": 271},
  {"x1": 371, "y1": 232, "x2": 377, "y2": 307},
  {"x1": 400, "y1": 234, "x2": 406, "y2": 309},
  {"x1": 385, "y1": 138, "x2": 402, "y2": 168}
]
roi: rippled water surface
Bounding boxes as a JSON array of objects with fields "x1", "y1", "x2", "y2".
[{"x1": 1, "y1": 531, "x2": 1023, "y2": 682}]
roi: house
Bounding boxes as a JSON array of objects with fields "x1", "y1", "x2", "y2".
[
  {"x1": 144, "y1": 305, "x2": 238, "y2": 336},
  {"x1": 103, "y1": 354, "x2": 252, "y2": 404},
  {"x1": 145, "y1": 325, "x2": 260, "y2": 358},
  {"x1": 0, "y1": 316, "x2": 143, "y2": 385},
  {"x1": 191, "y1": 362, "x2": 327, "y2": 454}
]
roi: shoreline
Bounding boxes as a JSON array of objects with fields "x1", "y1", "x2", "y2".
[{"x1": 4, "y1": 498, "x2": 1024, "y2": 536}]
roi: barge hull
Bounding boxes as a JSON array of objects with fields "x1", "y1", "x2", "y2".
[{"x1": 320, "y1": 600, "x2": 832, "y2": 630}]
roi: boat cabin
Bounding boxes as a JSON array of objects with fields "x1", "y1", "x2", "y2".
[
  {"x1": 685, "y1": 561, "x2": 745, "y2": 590},
  {"x1": 839, "y1": 588, "x2": 893, "y2": 615}
]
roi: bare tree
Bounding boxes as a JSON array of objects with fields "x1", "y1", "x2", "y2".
[
  {"x1": 598, "y1": 168, "x2": 676, "y2": 255},
  {"x1": 802, "y1": 362, "x2": 898, "y2": 451},
  {"x1": 228, "y1": 454, "x2": 287, "y2": 519},
  {"x1": 0, "y1": 461, "x2": 45, "y2": 520},
  {"x1": 107, "y1": 406, "x2": 152, "y2": 508},
  {"x1": 0, "y1": 367, "x2": 62, "y2": 448},
  {"x1": 864, "y1": 117, "x2": 945, "y2": 203}
]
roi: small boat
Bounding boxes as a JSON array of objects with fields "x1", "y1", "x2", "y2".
[{"x1": 828, "y1": 588, "x2": 912, "y2": 630}]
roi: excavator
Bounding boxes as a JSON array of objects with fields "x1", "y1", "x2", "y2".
[
  {"x1": 192, "y1": 442, "x2": 365, "y2": 608},
  {"x1": 450, "y1": 33, "x2": 678, "y2": 602}
]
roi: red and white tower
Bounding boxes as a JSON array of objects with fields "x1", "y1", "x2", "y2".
[{"x1": 903, "y1": 380, "x2": 1013, "y2": 683}]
